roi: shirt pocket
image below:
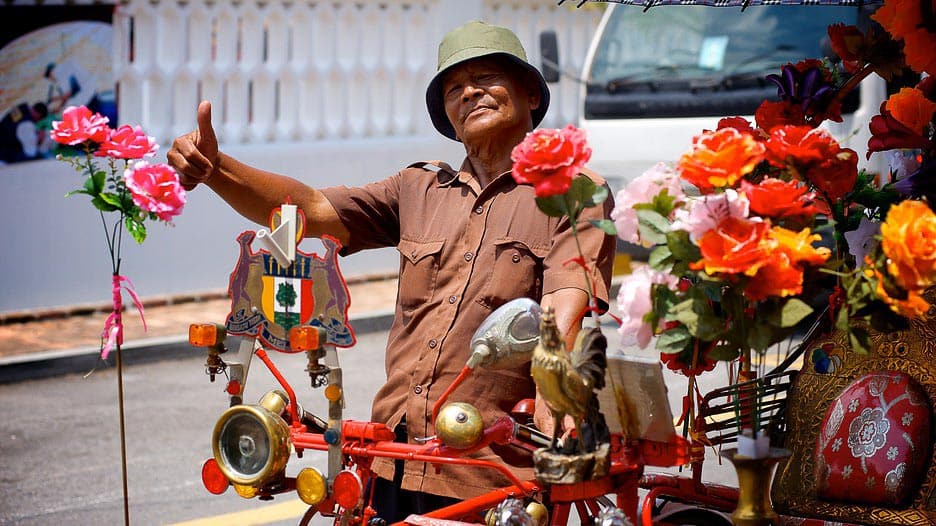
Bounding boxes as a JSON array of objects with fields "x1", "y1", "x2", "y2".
[
  {"x1": 396, "y1": 238, "x2": 444, "y2": 314},
  {"x1": 478, "y1": 238, "x2": 547, "y2": 311}
]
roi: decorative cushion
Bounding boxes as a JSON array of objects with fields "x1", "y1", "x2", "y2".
[{"x1": 814, "y1": 371, "x2": 931, "y2": 506}]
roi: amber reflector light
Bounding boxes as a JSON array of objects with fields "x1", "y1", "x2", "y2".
[{"x1": 190, "y1": 323, "x2": 220, "y2": 347}]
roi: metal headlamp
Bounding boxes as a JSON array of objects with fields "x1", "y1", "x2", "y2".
[{"x1": 211, "y1": 390, "x2": 292, "y2": 487}]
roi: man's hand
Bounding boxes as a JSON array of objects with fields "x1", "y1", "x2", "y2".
[
  {"x1": 167, "y1": 100, "x2": 219, "y2": 190},
  {"x1": 534, "y1": 390, "x2": 574, "y2": 443}
]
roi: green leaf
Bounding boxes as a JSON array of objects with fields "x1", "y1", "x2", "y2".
[
  {"x1": 535, "y1": 195, "x2": 567, "y2": 218},
  {"x1": 669, "y1": 298, "x2": 724, "y2": 341},
  {"x1": 770, "y1": 298, "x2": 813, "y2": 328},
  {"x1": 709, "y1": 343, "x2": 741, "y2": 361},
  {"x1": 65, "y1": 189, "x2": 90, "y2": 198},
  {"x1": 648, "y1": 245, "x2": 673, "y2": 270},
  {"x1": 125, "y1": 216, "x2": 147, "y2": 244},
  {"x1": 636, "y1": 209, "x2": 669, "y2": 246},
  {"x1": 666, "y1": 230, "x2": 701, "y2": 263},
  {"x1": 589, "y1": 218, "x2": 617, "y2": 236},
  {"x1": 99, "y1": 192, "x2": 122, "y2": 208},
  {"x1": 585, "y1": 183, "x2": 609, "y2": 208},
  {"x1": 656, "y1": 325, "x2": 692, "y2": 355},
  {"x1": 652, "y1": 189, "x2": 677, "y2": 218},
  {"x1": 847, "y1": 326, "x2": 871, "y2": 355},
  {"x1": 745, "y1": 322, "x2": 778, "y2": 353},
  {"x1": 91, "y1": 195, "x2": 119, "y2": 212}
]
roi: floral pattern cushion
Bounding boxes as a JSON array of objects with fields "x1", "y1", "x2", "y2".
[{"x1": 814, "y1": 371, "x2": 931, "y2": 506}]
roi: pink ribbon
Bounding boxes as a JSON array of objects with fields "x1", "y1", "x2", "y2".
[{"x1": 101, "y1": 274, "x2": 147, "y2": 360}]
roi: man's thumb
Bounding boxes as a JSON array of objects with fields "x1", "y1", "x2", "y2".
[{"x1": 196, "y1": 100, "x2": 216, "y2": 145}]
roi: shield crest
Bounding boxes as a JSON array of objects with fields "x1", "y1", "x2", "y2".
[{"x1": 224, "y1": 230, "x2": 355, "y2": 351}]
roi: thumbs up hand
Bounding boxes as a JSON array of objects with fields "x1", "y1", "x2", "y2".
[{"x1": 168, "y1": 101, "x2": 220, "y2": 190}]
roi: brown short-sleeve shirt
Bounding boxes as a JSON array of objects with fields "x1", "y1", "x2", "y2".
[{"x1": 319, "y1": 159, "x2": 615, "y2": 499}]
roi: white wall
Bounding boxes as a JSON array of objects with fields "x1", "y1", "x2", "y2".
[{"x1": 0, "y1": 0, "x2": 600, "y2": 314}]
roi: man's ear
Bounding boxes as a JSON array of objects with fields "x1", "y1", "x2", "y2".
[{"x1": 527, "y1": 75, "x2": 541, "y2": 111}]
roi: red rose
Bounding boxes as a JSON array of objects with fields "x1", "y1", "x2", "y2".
[
  {"x1": 741, "y1": 178, "x2": 822, "y2": 220},
  {"x1": 50, "y1": 105, "x2": 110, "y2": 146},
  {"x1": 96, "y1": 124, "x2": 159, "y2": 160},
  {"x1": 766, "y1": 125, "x2": 858, "y2": 202},
  {"x1": 511, "y1": 125, "x2": 592, "y2": 197},
  {"x1": 755, "y1": 100, "x2": 807, "y2": 133}
]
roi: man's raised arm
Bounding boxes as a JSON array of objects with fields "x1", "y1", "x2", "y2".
[{"x1": 167, "y1": 100, "x2": 349, "y2": 244}]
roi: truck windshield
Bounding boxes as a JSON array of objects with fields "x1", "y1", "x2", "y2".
[{"x1": 589, "y1": 5, "x2": 859, "y2": 89}]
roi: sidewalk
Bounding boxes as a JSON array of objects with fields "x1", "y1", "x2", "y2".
[{"x1": 0, "y1": 274, "x2": 400, "y2": 383}]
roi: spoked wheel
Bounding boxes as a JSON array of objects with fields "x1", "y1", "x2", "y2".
[
  {"x1": 552, "y1": 496, "x2": 626, "y2": 525},
  {"x1": 651, "y1": 503, "x2": 732, "y2": 526}
]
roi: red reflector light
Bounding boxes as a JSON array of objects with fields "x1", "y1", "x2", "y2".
[
  {"x1": 332, "y1": 470, "x2": 362, "y2": 509},
  {"x1": 226, "y1": 379, "x2": 241, "y2": 396},
  {"x1": 289, "y1": 325, "x2": 323, "y2": 351},
  {"x1": 190, "y1": 324, "x2": 221, "y2": 347},
  {"x1": 202, "y1": 458, "x2": 229, "y2": 495}
]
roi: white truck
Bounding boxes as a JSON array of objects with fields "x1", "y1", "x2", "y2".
[{"x1": 542, "y1": 3, "x2": 889, "y2": 194}]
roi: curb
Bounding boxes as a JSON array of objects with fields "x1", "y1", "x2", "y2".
[{"x1": 0, "y1": 309, "x2": 396, "y2": 385}]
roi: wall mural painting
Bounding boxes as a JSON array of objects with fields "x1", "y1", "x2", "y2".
[{"x1": 0, "y1": 6, "x2": 116, "y2": 165}]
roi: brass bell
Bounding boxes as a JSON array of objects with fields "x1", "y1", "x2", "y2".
[{"x1": 435, "y1": 402, "x2": 484, "y2": 449}]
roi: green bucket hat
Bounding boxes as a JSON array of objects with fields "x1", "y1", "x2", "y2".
[{"x1": 426, "y1": 20, "x2": 551, "y2": 141}]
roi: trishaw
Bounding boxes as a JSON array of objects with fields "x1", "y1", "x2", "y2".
[
  {"x1": 186, "y1": 205, "x2": 692, "y2": 526},
  {"x1": 186, "y1": 203, "x2": 936, "y2": 525}
]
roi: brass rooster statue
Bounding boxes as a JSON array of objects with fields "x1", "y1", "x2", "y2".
[{"x1": 531, "y1": 306, "x2": 609, "y2": 454}]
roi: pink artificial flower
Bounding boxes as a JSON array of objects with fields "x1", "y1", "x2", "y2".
[
  {"x1": 96, "y1": 125, "x2": 158, "y2": 159},
  {"x1": 50, "y1": 105, "x2": 110, "y2": 145},
  {"x1": 511, "y1": 125, "x2": 592, "y2": 197},
  {"x1": 124, "y1": 161, "x2": 186, "y2": 221},
  {"x1": 611, "y1": 163, "x2": 684, "y2": 245},
  {"x1": 671, "y1": 189, "x2": 752, "y2": 242},
  {"x1": 616, "y1": 265, "x2": 678, "y2": 349}
]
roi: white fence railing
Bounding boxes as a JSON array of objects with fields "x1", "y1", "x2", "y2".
[{"x1": 114, "y1": 0, "x2": 603, "y2": 146}]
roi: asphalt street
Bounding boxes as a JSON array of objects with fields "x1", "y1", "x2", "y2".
[{"x1": 0, "y1": 326, "x2": 740, "y2": 526}]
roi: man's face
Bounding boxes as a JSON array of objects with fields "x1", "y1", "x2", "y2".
[{"x1": 441, "y1": 57, "x2": 539, "y2": 144}]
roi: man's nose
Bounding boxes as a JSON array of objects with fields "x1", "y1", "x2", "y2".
[{"x1": 461, "y1": 84, "x2": 483, "y2": 102}]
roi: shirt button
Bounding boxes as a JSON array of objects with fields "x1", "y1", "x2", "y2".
[
  {"x1": 474, "y1": 206, "x2": 483, "y2": 214},
  {"x1": 464, "y1": 252, "x2": 473, "y2": 262},
  {"x1": 428, "y1": 339, "x2": 438, "y2": 349},
  {"x1": 414, "y1": 385, "x2": 423, "y2": 394},
  {"x1": 512, "y1": 253, "x2": 521, "y2": 263},
  {"x1": 448, "y1": 295, "x2": 457, "y2": 304}
]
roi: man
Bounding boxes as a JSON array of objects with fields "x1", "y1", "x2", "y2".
[
  {"x1": 0, "y1": 102, "x2": 49, "y2": 164},
  {"x1": 168, "y1": 20, "x2": 614, "y2": 519}
]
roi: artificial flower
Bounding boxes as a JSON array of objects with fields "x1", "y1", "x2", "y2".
[
  {"x1": 96, "y1": 124, "x2": 159, "y2": 159},
  {"x1": 868, "y1": 104, "x2": 935, "y2": 157},
  {"x1": 611, "y1": 163, "x2": 683, "y2": 245},
  {"x1": 893, "y1": 158, "x2": 936, "y2": 204},
  {"x1": 872, "y1": 266, "x2": 932, "y2": 318},
  {"x1": 766, "y1": 62, "x2": 841, "y2": 123},
  {"x1": 884, "y1": 87, "x2": 936, "y2": 135},
  {"x1": 741, "y1": 178, "x2": 821, "y2": 220},
  {"x1": 50, "y1": 105, "x2": 110, "y2": 146},
  {"x1": 872, "y1": 0, "x2": 936, "y2": 75},
  {"x1": 616, "y1": 265, "x2": 678, "y2": 349},
  {"x1": 769, "y1": 226, "x2": 831, "y2": 268},
  {"x1": 660, "y1": 341, "x2": 718, "y2": 377},
  {"x1": 677, "y1": 127, "x2": 766, "y2": 192},
  {"x1": 844, "y1": 216, "x2": 881, "y2": 264},
  {"x1": 880, "y1": 200, "x2": 936, "y2": 291},
  {"x1": 671, "y1": 189, "x2": 751, "y2": 242},
  {"x1": 754, "y1": 100, "x2": 807, "y2": 133},
  {"x1": 765, "y1": 125, "x2": 858, "y2": 202},
  {"x1": 827, "y1": 23, "x2": 865, "y2": 73},
  {"x1": 690, "y1": 216, "x2": 772, "y2": 277},
  {"x1": 511, "y1": 124, "x2": 592, "y2": 197},
  {"x1": 745, "y1": 252, "x2": 804, "y2": 301},
  {"x1": 124, "y1": 161, "x2": 187, "y2": 222}
]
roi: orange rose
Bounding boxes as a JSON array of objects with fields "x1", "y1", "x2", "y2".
[
  {"x1": 881, "y1": 200, "x2": 936, "y2": 291},
  {"x1": 691, "y1": 216, "x2": 772, "y2": 276},
  {"x1": 873, "y1": 0, "x2": 936, "y2": 75},
  {"x1": 745, "y1": 226, "x2": 829, "y2": 301},
  {"x1": 885, "y1": 87, "x2": 936, "y2": 135},
  {"x1": 872, "y1": 267, "x2": 932, "y2": 319},
  {"x1": 678, "y1": 128, "x2": 766, "y2": 193}
]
